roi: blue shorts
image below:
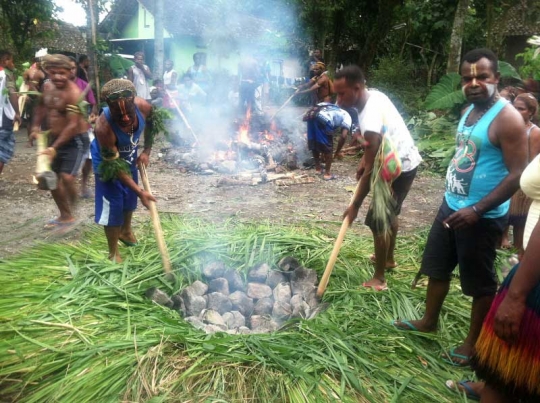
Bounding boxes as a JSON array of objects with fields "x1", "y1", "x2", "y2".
[
  {"x1": 94, "y1": 171, "x2": 138, "y2": 227},
  {"x1": 0, "y1": 128, "x2": 15, "y2": 164}
]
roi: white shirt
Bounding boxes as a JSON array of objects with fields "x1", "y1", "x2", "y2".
[
  {"x1": 358, "y1": 90, "x2": 422, "y2": 172},
  {"x1": 163, "y1": 69, "x2": 177, "y2": 86},
  {"x1": 0, "y1": 70, "x2": 15, "y2": 127}
]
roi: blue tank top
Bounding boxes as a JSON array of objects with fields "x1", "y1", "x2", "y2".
[
  {"x1": 91, "y1": 106, "x2": 145, "y2": 173},
  {"x1": 445, "y1": 98, "x2": 509, "y2": 218}
]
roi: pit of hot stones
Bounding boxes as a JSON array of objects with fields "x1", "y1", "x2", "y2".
[{"x1": 146, "y1": 257, "x2": 322, "y2": 334}]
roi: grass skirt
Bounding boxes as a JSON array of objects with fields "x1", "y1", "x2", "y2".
[
  {"x1": 471, "y1": 264, "x2": 540, "y2": 400},
  {"x1": 508, "y1": 190, "x2": 532, "y2": 227}
]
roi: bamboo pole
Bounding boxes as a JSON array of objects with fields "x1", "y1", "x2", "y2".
[
  {"x1": 88, "y1": 0, "x2": 100, "y2": 102},
  {"x1": 165, "y1": 90, "x2": 198, "y2": 145},
  {"x1": 269, "y1": 90, "x2": 298, "y2": 121},
  {"x1": 316, "y1": 181, "x2": 361, "y2": 298},
  {"x1": 138, "y1": 163, "x2": 174, "y2": 280}
]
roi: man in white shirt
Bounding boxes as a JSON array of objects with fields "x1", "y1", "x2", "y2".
[{"x1": 335, "y1": 65, "x2": 422, "y2": 291}]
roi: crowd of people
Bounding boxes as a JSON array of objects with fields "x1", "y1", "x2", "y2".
[{"x1": 1, "y1": 45, "x2": 540, "y2": 401}]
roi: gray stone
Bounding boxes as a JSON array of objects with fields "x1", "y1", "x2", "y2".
[
  {"x1": 303, "y1": 286, "x2": 319, "y2": 310},
  {"x1": 208, "y1": 278, "x2": 230, "y2": 295},
  {"x1": 207, "y1": 292, "x2": 233, "y2": 315},
  {"x1": 202, "y1": 261, "x2": 226, "y2": 279},
  {"x1": 237, "y1": 326, "x2": 251, "y2": 334},
  {"x1": 181, "y1": 288, "x2": 207, "y2": 317},
  {"x1": 266, "y1": 270, "x2": 287, "y2": 289},
  {"x1": 216, "y1": 160, "x2": 237, "y2": 174},
  {"x1": 190, "y1": 280, "x2": 209, "y2": 296},
  {"x1": 223, "y1": 310, "x2": 246, "y2": 329},
  {"x1": 223, "y1": 270, "x2": 245, "y2": 292},
  {"x1": 145, "y1": 287, "x2": 173, "y2": 308},
  {"x1": 273, "y1": 282, "x2": 292, "y2": 304},
  {"x1": 229, "y1": 291, "x2": 254, "y2": 316},
  {"x1": 272, "y1": 301, "x2": 292, "y2": 321},
  {"x1": 277, "y1": 256, "x2": 300, "y2": 272},
  {"x1": 291, "y1": 301, "x2": 311, "y2": 319},
  {"x1": 185, "y1": 316, "x2": 205, "y2": 330},
  {"x1": 291, "y1": 267, "x2": 317, "y2": 299},
  {"x1": 202, "y1": 309, "x2": 226, "y2": 327},
  {"x1": 246, "y1": 283, "x2": 273, "y2": 299},
  {"x1": 253, "y1": 297, "x2": 274, "y2": 315},
  {"x1": 171, "y1": 295, "x2": 187, "y2": 317},
  {"x1": 248, "y1": 263, "x2": 270, "y2": 282},
  {"x1": 249, "y1": 315, "x2": 278, "y2": 333},
  {"x1": 204, "y1": 324, "x2": 227, "y2": 334}
]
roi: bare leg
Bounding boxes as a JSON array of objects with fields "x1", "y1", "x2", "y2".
[
  {"x1": 323, "y1": 153, "x2": 333, "y2": 179},
  {"x1": 60, "y1": 173, "x2": 78, "y2": 211},
  {"x1": 450, "y1": 294, "x2": 494, "y2": 364},
  {"x1": 363, "y1": 230, "x2": 390, "y2": 288},
  {"x1": 500, "y1": 225, "x2": 511, "y2": 248},
  {"x1": 313, "y1": 151, "x2": 322, "y2": 173},
  {"x1": 120, "y1": 211, "x2": 137, "y2": 244},
  {"x1": 81, "y1": 159, "x2": 93, "y2": 197},
  {"x1": 386, "y1": 218, "x2": 398, "y2": 268},
  {"x1": 50, "y1": 176, "x2": 74, "y2": 222},
  {"x1": 513, "y1": 223, "x2": 525, "y2": 259},
  {"x1": 481, "y1": 384, "x2": 517, "y2": 403},
  {"x1": 104, "y1": 226, "x2": 122, "y2": 262},
  {"x1": 394, "y1": 277, "x2": 450, "y2": 331}
]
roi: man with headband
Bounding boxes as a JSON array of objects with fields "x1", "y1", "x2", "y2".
[
  {"x1": 392, "y1": 49, "x2": 527, "y2": 368},
  {"x1": 91, "y1": 78, "x2": 156, "y2": 262},
  {"x1": 30, "y1": 54, "x2": 90, "y2": 229},
  {"x1": 295, "y1": 62, "x2": 334, "y2": 105}
]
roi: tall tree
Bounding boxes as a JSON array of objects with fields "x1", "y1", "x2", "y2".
[
  {"x1": 153, "y1": 0, "x2": 164, "y2": 80},
  {"x1": 446, "y1": 0, "x2": 470, "y2": 73},
  {"x1": 0, "y1": 0, "x2": 57, "y2": 59}
]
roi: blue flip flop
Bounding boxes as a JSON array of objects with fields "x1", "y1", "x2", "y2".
[
  {"x1": 391, "y1": 320, "x2": 418, "y2": 331},
  {"x1": 445, "y1": 380, "x2": 480, "y2": 401},
  {"x1": 442, "y1": 347, "x2": 470, "y2": 367}
]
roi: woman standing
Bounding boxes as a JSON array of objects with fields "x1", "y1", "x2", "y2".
[{"x1": 507, "y1": 94, "x2": 540, "y2": 258}]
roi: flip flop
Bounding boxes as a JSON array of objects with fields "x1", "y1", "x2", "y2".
[
  {"x1": 445, "y1": 380, "x2": 480, "y2": 401},
  {"x1": 442, "y1": 347, "x2": 470, "y2": 367},
  {"x1": 323, "y1": 174, "x2": 337, "y2": 181},
  {"x1": 362, "y1": 282, "x2": 388, "y2": 291},
  {"x1": 391, "y1": 320, "x2": 418, "y2": 331},
  {"x1": 119, "y1": 238, "x2": 138, "y2": 247},
  {"x1": 44, "y1": 219, "x2": 75, "y2": 230}
]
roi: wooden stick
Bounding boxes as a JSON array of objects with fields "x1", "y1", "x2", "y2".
[
  {"x1": 14, "y1": 82, "x2": 29, "y2": 132},
  {"x1": 138, "y1": 163, "x2": 174, "y2": 278},
  {"x1": 269, "y1": 91, "x2": 298, "y2": 121},
  {"x1": 316, "y1": 181, "x2": 361, "y2": 298},
  {"x1": 165, "y1": 89, "x2": 198, "y2": 145}
]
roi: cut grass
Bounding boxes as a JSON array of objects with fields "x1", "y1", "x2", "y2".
[{"x1": 0, "y1": 216, "x2": 489, "y2": 402}]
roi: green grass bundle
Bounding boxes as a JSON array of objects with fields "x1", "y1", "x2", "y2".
[{"x1": 0, "y1": 218, "x2": 480, "y2": 402}]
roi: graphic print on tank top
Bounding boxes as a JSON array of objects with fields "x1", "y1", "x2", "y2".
[{"x1": 445, "y1": 128, "x2": 481, "y2": 197}]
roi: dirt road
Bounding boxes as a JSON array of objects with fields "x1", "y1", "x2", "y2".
[{"x1": 0, "y1": 129, "x2": 444, "y2": 259}]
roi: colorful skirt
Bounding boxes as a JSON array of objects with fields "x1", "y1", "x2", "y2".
[{"x1": 472, "y1": 265, "x2": 540, "y2": 400}]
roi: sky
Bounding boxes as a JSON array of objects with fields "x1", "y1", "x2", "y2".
[{"x1": 54, "y1": 0, "x2": 110, "y2": 27}]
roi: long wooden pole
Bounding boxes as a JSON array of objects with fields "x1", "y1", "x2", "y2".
[
  {"x1": 269, "y1": 90, "x2": 298, "y2": 121},
  {"x1": 138, "y1": 163, "x2": 174, "y2": 279},
  {"x1": 165, "y1": 90, "x2": 198, "y2": 145},
  {"x1": 317, "y1": 181, "x2": 361, "y2": 298}
]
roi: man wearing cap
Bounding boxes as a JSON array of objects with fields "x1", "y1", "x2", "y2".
[
  {"x1": 30, "y1": 54, "x2": 90, "y2": 229},
  {"x1": 295, "y1": 62, "x2": 334, "y2": 105},
  {"x1": 91, "y1": 78, "x2": 156, "y2": 262}
]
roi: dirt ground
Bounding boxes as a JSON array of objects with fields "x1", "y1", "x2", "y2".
[{"x1": 0, "y1": 126, "x2": 444, "y2": 260}]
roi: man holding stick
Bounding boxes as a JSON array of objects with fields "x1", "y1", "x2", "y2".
[
  {"x1": 30, "y1": 54, "x2": 90, "y2": 229},
  {"x1": 335, "y1": 65, "x2": 422, "y2": 291},
  {"x1": 91, "y1": 79, "x2": 155, "y2": 262}
]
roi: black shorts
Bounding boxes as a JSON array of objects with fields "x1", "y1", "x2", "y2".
[
  {"x1": 51, "y1": 133, "x2": 90, "y2": 176},
  {"x1": 420, "y1": 198, "x2": 507, "y2": 297},
  {"x1": 365, "y1": 167, "x2": 417, "y2": 232}
]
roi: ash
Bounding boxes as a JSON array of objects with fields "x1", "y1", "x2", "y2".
[{"x1": 146, "y1": 256, "x2": 325, "y2": 334}]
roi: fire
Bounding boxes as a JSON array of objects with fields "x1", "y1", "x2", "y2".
[{"x1": 237, "y1": 107, "x2": 251, "y2": 144}]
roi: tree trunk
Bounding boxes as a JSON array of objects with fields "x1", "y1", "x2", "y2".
[
  {"x1": 446, "y1": 0, "x2": 469, "y2": 74},
  {"x1": 153, "y1": 0, "x2": 164, "y2": 80},
  {"x1": 86, "y1": 0, "x2": 100, "y2": 101}
]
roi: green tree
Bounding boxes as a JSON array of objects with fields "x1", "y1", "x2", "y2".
[{"x1": 0, "y1": 0, "x2": 58, "y2": 59}]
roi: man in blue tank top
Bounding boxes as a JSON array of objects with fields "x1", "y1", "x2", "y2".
[
  {"x1": 393, "y1": 49, "x2": 528, "y2": 367},
  {"x1": 91, "y1": 79, "x2": 156, "y2": 262}
]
